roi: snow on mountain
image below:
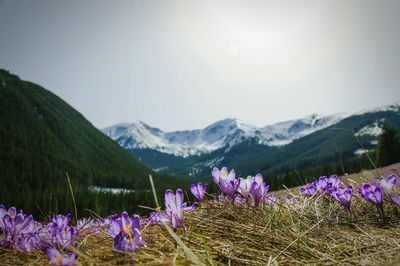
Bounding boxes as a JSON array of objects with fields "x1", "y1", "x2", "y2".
[
  {"x1": 103, "y1": 100, "x2": 400, "y2": 157},
  {"x1": 355, "y1": 101, "x2": 400, "y2": 115},
  {"x1": 354, "y1": 121, "x2": 383, "y2": 137},
  {"x1": 102, "y1": 114, "x2": 346, "y2": 157},
  {"x1": 102, "y1": 119, "x2": 256, "y2": 157},
  {"x1": 255, "y1": 113, "x2": 346, "y2": 146}
]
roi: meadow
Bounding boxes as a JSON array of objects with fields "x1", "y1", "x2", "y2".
[{"x1": 1, "y1": 164, "x2": 400, "y2": 265}]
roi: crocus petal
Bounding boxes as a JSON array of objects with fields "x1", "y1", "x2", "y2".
[
  {"x1": 189, "y1": 184, "x2": 198, "y2": 198},
  {"x1": 254, "y1": 174, "x2": 263, "y2": 185},
  {"x1": 9, "y1": 207, "x2": 17, "y2": 217},
  {"x1": 212, "y1": 167, "x2": 220, "y2": 184},
  {"x1": 228, "y1": 169, "x2": 236, "y2": 180},
  {"x1": 164, "y1": 189, "x2": 177, "y2": 213},
  {"x1": 108, "y1": 219, "x2": 121, "y2": 238},
  {"x1": 170, "y1": 214, "x2": 180, "y2": 231},
  {"x1": 389, "y1": 193, "x2": 400, "y2": 206},
  {"x1": 183, "y1": 202, "x2": 199, "y2": 212},
  {"x1": 45, "y1": 247, "x2": 61, "y2": 260},
  {"x1": 121, "y1": 212, "x2": 131, "y2": 229},
  {"x1": 176, "y1": 189, "x2": 184, "y2": 207},
  {"x1": 131, "y1": 215, "x2": 140, "y2": 230},
  {"x1": 0, "y1": 205, "x2": 6, "y2": 218},
  {"x1": 220, "y1": 167, "x2": 228, "y2": 177}
]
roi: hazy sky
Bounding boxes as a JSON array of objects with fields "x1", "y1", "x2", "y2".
[{"x1": 1, "y1": 0, "x2": 400, "y2": 131}]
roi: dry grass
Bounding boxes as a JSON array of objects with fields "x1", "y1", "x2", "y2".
[{"x1": 2, "y1": 164, "x2": 400, "y2": 265}]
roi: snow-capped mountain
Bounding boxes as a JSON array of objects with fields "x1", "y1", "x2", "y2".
[
  {"x1": 102, "y1": 113, "x2": 347, "y2": 157},
  {"x1": 255, "y1": 113, "x2": 346, "y2": 146},
  {"x1": 102, "y1": 101, "x2": 400, "y2": 177}
]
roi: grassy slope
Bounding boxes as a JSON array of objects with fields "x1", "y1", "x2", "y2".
[{"x1": 3, "y1": 163, "x2": 400, "y2": 265}]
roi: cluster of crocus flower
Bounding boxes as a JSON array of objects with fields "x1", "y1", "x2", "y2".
[
  {"x1": 0, "y1": 205, "x2": 78, "y2": 264},
  {"x1": 246, "y1": 175, "x2": 270, "y2": 206},
  {"x1": 300, "y1": 174, "x2": 400, "y2": 215},
  {"x1": 212, "y1": 167, "x2": 272, "y2": 207},
  {"x1": 300, "y1": 182, "x2": 317, "y2": 197},
  {"x1": 143, "y1": 188, "x2": 199, "y2": 232},
  {"x1": 0, "y1": 205, "x2": 38, "y2": 252},
  {"x1": 212, "y1": 167, "x2": 241, "y2": 199},
  {"x1": 41, "y1": 214, "x2": 79, "y2": 249},
  {"x1": 300, "y1": 175, "x2": 353, "y2": 214},
  {"x1": 358, "y1": 182, "x2": 384, "y2": 210},
  {"x1": 358, "y1": 175, "x2": 400, "y2": 211}
]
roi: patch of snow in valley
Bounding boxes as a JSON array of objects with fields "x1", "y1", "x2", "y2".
[
  {"x1": 153, "y1": 166, "x2": 168, "y2": 172},
  {"x1": 355, "y1": 122, "x2": 383, "y2": 137},
  {"x1": 90, "y1": 186, "x2": 136, "y2": 194},
  {"x1": 354, "y1": 149, "x2": 372, "y2": 155}
]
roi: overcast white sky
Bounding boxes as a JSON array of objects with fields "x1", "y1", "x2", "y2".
[{"x1": 1, "y1": 0, "x2": 400, "y2": 131}]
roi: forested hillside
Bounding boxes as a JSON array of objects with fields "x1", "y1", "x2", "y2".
[{"x1": 0, "y1": 69, "x2": 188, "y2": 217}]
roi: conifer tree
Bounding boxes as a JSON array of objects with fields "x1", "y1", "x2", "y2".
[{"x1": 376, "y1": 124, "x2": 400, "y2": 166}]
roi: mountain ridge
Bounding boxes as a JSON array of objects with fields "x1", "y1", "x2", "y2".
[
  {"x1": 102, "y1": 113, "x2": 348, "y2": 157},
  {"x1": 103, "y1": 100, "x2": 400, "y2": 178}
]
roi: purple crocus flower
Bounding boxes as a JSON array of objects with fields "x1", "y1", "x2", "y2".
[
  {"x1": 358, "y1": 182, "x2": 384, "y2": 209},
  {"x1": 0, "y1": 205, "x2": 36, "y2": 249},
  {"x1": 77, "y1": 218, "x2": 106, "y2": 236},
  {"x1": 108, "y1": 212, "x2": 143, "y2": 253},
  {"x1": 164, "y1": 189, "x2": 198, "y2": 232},
  {"x1": 264, "y1": 194, "x2": 280, "y2": 206},
  {"x1": 233, "y1": 195, "x2": 247, "y2": 207},
  {"x1": 46, "y1": 247, "x2": 77, "y2": 266},
  {"x1": 328, "y1": 175, "x2": 342, "y2": 188},
  {"x1": 300, "y1": 182, "x2": 317, "y2": 197},
  {"x1": 238, "y1": 174, "x2": 263, "y2": 199},
  {"x1": 284, "y1": 196, "x2": 298, "y2": 206},
  {"x1": 316, "y1": 176, "x2": 329, "y2": 193},
  {"x1": 143, "y1": 211, "x2": 170, "y2": 225},
  {"x1": 315, "y1": 176, "x2": 342, "y2": 195},
  {"x1": 42, "y1": 214, "x2": 78, "y2": 249},
  {"x1": 379, "y1": 175, "x2": 397, "y2": 193},
  {"x1": 190, "y1": 182, "x2": 208, "y2": 202},
  {"x1": 248, "y1": 178, "x2": 269, "y2": 207},
  {"x1": 15, "y1": 233, "x2": 41, "y2": 253},
  {"x1": 212, "y1": 167, "x2": 240, "y2": 199},
  {"x1": 331, "y1": 185, "x2": 353, "y2": 214},
  {"x1": 389, "y1": 192, "x2": 400, "y2": 207}
]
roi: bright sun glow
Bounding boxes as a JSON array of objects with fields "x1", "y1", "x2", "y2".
[{"x1": 227, "y1": 44, "x2": 239, "y2": 56}]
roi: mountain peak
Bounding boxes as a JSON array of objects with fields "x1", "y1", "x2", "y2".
[
  {"x1": 102, "y1": 113, "x2": 345, "y2": 157},
  {"x1": 102, "y1": 101, "x2": 398, "y2": 157}
]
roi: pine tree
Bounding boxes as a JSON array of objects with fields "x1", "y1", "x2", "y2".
[{"x1": 376, "y1": 124, "x2": 400, "y2": 167}]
